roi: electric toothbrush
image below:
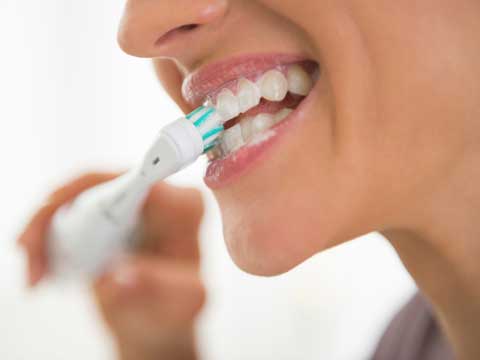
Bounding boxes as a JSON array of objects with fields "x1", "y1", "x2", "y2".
[{"x1": 48, "y1": 105, "x2": 225, "y2": 280}]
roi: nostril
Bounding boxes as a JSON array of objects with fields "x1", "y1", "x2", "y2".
[
  {"x1": 155, "y1": 24, "x2": 200, "y2": 47},
  {"x1": 178, "y1": 24, "x2": 199, "y2": 32}
]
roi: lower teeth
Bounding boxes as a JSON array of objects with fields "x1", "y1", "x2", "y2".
[{"x1": 208, "y1": 107, "x2": 293, "y2": 160}]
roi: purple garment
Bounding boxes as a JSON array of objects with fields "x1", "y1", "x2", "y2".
[{"x1": 372, "y1": 293, "x2": 455, "y2": 360}]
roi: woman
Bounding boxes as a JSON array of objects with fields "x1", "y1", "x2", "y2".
[{"x1": 18, "y1": 1, "x2": 480, "y2": 359}]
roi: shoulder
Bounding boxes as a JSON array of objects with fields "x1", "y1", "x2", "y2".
[{"x1": 372, "y1": 293, "x2": 455, "y2": 360}]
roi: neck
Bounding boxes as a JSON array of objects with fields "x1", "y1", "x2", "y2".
[{"x1": 383, "y1": 160, "x2": 480, "y2": 360}]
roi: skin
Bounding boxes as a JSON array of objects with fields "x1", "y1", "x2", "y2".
[{"x1": 18, "y1": 0, "x2": 480, "y2": 359}]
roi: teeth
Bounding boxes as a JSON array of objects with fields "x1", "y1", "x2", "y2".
[
  {"x1": 237, "y1": 78, "x2": 261, "y2": 113},
  {"x1": 220, "y1": 124, "x2": 244, "y2": 154},
  {"x1": 258, "y1": 70, "x2": 289, "y2": 102},
  {"x1": 287, "y1": 65, "x2": 313, "y2": 96},
  {"x1": 207, "y1": 146, "x2": 224, "y2": 161},
  {"x1": 207, "y1": 63, "x2": 315, "y2": 159},
  {"x1": 213, "y1": 65, "x2": 312, "y2": 123},
  {"x1": 241, "y1": 109, "x2": 291, "y2": 143},
  {"x1": 273, "y1": 108, "x2": 293, "y2": 124},
  {"x1": 216, "y1": 89, "x2": 240, "y2": 121},
  {"x1": 210, "y1": 107, "x2": 292, "y2": 159},
  {"x1": 241, "y1": 113, "x2": 275, "y2": 142},
  {"x1": 240, "y1": 116, "x2": 254, "y2": 142},
  {"x1": 251, "y1": 113, "x2": 275, "y2": 132}
]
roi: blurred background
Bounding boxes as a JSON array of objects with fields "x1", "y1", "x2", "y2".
[{"x1": 0, "y1": 1, "x2": 416, "y2": 359}]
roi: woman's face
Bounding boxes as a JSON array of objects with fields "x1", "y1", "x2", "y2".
[{"x1": 119, "y1": 0, "x2": 480, "y2": 275}]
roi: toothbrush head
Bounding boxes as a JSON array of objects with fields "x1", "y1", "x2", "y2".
[
  {"x1": 185, "y1": 105, "x2": 224, "y2": 153},
  {"x1": 138, "y1": 104, "x2": 226, "y2": 182}
]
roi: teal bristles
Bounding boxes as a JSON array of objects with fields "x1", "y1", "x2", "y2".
[
  {"x1": 186, "y1": 106, "x2": 224, "y2": 154},
  {"x1": 202, "y1": 126, "x2": 223, "y2": 140},
  {"x1": 186, "y1": 106, "x2": 206, "y2": 120},
  {"x1": 193, "y1": 108, "x2": 215, "y2": 127}
]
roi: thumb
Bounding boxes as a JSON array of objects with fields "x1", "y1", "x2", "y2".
[
  {"x1": 94, "y1": 255, "x2": 205, "y2": 334},
  {"x1": 139, "y1": 182, "x2": 204, "y2": 261}
]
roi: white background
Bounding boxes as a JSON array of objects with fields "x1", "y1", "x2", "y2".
[{"x1": 0, "y1": 2, "x2": 416, "y2": 359}]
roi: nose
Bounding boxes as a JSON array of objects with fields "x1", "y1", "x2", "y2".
[{"x1": 118, "y1": 0, "x2": 228, "y2": 58}]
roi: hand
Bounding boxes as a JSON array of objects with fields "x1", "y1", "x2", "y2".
[{"x1": 18, "y1": 173, "x2": 206, "y2": 360}]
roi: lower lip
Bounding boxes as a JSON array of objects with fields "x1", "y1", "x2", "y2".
[{"x1": 204, "y1": 84, "x2": 318, "y2": 189}]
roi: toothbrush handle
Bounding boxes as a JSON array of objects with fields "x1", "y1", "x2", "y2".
[
  {"x1": 47, "y1": 172, "x2": 150, "y2": 280},
  {"x1": 47, "y1": 118, "x2": 205, "y2": 281}
]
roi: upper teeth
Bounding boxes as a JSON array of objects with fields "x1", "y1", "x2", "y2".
[
  {"x1": 216, "y1": 88, "x2": 240, "y2": 120},
  {"x1": 215, "y1": 64, "x2": 312, "y2": 122},
  {"x1": 258, "y1": 69, "x2": 289, "y2": 102},
  {"x1": 209, "y1": 64, "x2": 313, "y2": 159},
  {"x1": 287, "y1": 65, "x2": 313, "y2": 97},
  {"x1": 237, "y1": 78, "x2": 261, "y2": 113}
]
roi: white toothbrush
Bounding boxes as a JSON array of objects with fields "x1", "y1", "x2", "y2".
[{"x1": 48, "y1": 105, "x2": 225, "y2": 280}]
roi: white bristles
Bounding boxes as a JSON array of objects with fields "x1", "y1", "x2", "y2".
[{"x1": 197, "y1": 111, "x2": 223, "y2": 136}]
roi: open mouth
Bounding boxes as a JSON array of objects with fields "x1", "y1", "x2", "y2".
[
  {"x1": 182, "y1": 54, "x2": 320, "y2": 187},
  {"x1": 206, "y1": 61, "x2": 318, "y2": 160}
]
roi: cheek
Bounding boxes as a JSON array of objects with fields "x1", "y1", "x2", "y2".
[{"x1": 346, "y1": 1, "x2": 480, "y2": 214}]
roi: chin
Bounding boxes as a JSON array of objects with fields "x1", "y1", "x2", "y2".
[
  {"x1": 223, "y1": 220, "x2": 313, "y2": 277},
  {"x1": 217, "y1": 181, "x2": 346, "y2": 276},
  {"x1": 221, "y1": 202, "x2": 343, "y2": 276}
]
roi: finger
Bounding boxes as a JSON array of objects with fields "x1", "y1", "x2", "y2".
[
  {"x1": 19, "y1": 203, "x2": 57, "y2": 286},
  {"x1": 17, "y1": 203, "x2": 57, "y2": 249},
  {"x1": 140, "y1": 183, "x2": 204, "y2": 261},
  {"x1": 94, "y1": 256, "x2": 205, "y2": 328},
  {"x1": 18, "y1": 172, "x2": 120, "y2": 248},
  {"x1": 47, "y1": 172, "x2": 120, "y2": 206},
  {"x1": 17, "y1": 172, "x2": 120, "y2": 286}
]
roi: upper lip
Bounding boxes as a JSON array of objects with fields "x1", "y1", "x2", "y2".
[{"x1": 181, "y1": 53, "x2": 308, "y2": 108}]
